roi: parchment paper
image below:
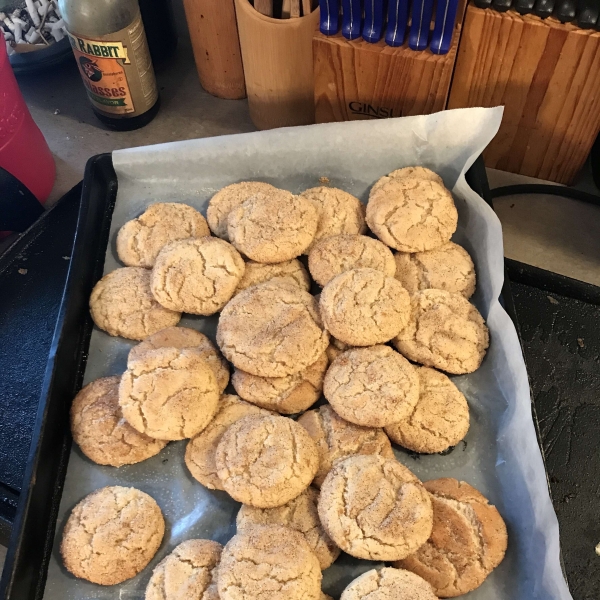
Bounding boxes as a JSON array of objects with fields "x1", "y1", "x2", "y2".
[{"x1": 43, "y1": 107, "x2": 572, "y2": 600}]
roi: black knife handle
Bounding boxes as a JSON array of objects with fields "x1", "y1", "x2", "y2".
[
  {"x1": 492, "y1": 0, "x2": 513, "y2": 11},
  {"x1": 554, "y1": 0, "x2": 577, "y2": 22},
  {"x1": 533, "y1": 0, "x2": 555, "y2": 17},
  {"x1": 577, "y1": 0, "x2": 600, "y2": 28},
  {"x1": 514, "y1": 0, "x2": 536, "y2": 13},
  {"x1": 473, "y1": 0, "x2": 493, "y2": 7}
]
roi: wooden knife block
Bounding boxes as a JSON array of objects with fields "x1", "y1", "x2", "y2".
[{"x1": 449, "y1": 6, "x2": 600, "y2": 184}]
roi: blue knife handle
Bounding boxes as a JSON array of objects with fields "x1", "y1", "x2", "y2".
[
  {"x1": 386, "y1": 0, "x2": 409, "y2": 46},
  {"x1": 342, "y1": 0, "x2": 362, "y2": 39},
  {"x1": 430, "y1": 0, "x2": 459, "y2": 55},
  {"x1": 320, "y1": 0, "x2": 340, "y2": 35},
  {"x1": 408, "y1": 0, "x2": 434, "y2": 51},
  {"x1": 363, "y1": 0, "x2": 385, "y2": 44}
]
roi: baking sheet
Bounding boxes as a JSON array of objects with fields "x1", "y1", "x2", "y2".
[{"x1": 43, "y1": 107, "x2": 572, "y2": 600}]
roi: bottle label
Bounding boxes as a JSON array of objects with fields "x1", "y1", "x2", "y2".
[{"x1": 68, "y1": 12, "x2": 158, "y2": 117}]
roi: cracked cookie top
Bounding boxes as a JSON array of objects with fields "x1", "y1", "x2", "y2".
[
  {"x1": 308, "y1": 234, "x2": 396, "y2": 287},
  {"x1": 370, "y1": 167, "x2": 444, "y2": 197},
  {"x1": 324, "y1": 346, "x2": 420, "y2": 428},
  {"x1": 234, "y1": 259, "x2": 311, "y2": 296},
  {"x1": 227, "y1": 190, "x2": 318, "y2": 263},
  {"x1": 217, "y1": 524, "x2": 322, "y2": 600},
  {"x1": 366, "y1": 178, "x2": 457, "y2": 253},
  {"x1": 297, "y1": 404, "x2": 395, "y2": 488},
  {"x1": 151, "y1": 237, "x2": 245, "y2": 315},
  {"x1": 385, "y1": 367, "x2": 470, "y2": 454},
  {"x1": 70, "y1": 376, "x2": 167, "y2": 467},
  {"x1": 116, "y1": 203, "x2": 210, "y2": 268},
  {"x1": 393, "y1": 289, "x2": 489, "y2": 375},
  {"x1": 236, "y1": 487, "x2": 340, "y2": 570},
  {"x1": 395, "y1": 478, "x2": 508, "y2": 597},
  {"x1": 89, "y1": 267, "x2": 181, "y2": 340},
  {"x1": 394, "y1": 242, "x2": 476, "y2": 298},
  {"x1": 119, "y1": 347, "x2": 220, "y2": 441},
  {"x1": 340, "y1": 567, "x2": 437, "y2": 600},
  {"x1": 60, "y1": 486, "x2": 164, "y2": 585},
  {"x1": 207, "y1": 181, "x2": 280, "y2": 240},
  {"x1": 145, "y1": 539, "x2": 222, "y2": 600},
  {"x1": 215, "y1": 414, "x2": 319, "y2": 508},
  {"x1": 217, "y1": 280, "x2": 329, "y2": 377},
  {"x1": 319, "y1": 268, "x2": 410, "y2": 346},
  {"x1": 128, "y1": 326, "x2": 230, "y2": 393},
  {"x1": 185, "y1": 395, "x2": 273, "y2": 491},
  {"x1": 317, "y1": 455, "x2": 433, "y2": 561}
]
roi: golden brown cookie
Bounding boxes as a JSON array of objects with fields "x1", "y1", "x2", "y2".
[
  {"x1": 385, "y1": 367, "x2": 470, "y2": 454},
  {"x1": 227, "y1": 190, "x2": 318, "y2": 263},
  {"x1": 371, "y1": 167, "x2": 443, "y2": 196},
  {"x1": 324, "y1": 346, "x2": 420, "y2": 428},
  {"x1": 116, "y1": 203, "x2": 210, "y2": 268},
  {"x1": 297, "y1": 404, "x2": 395, "y2": 488},
  {"x1": 340, "y1": 567, "x2": 437, "y2": 600},
  {"x1": 308, "y1": 234, "x2": 396, "y2": 287},
  {"x1": 395, "y1": 478, "x2": 508, "y2": 597},
  {"x1": 218, "y1": 524, "x2": 322, "y2": 600},
  {"x1": 217, "y1": 280, "x2": 329, "y2": 377},
  {"x1": 236, "y1": 487, "x2": 340, "y2": 570},
  {"x1": 145, "y1": 539, "x2": 222, "y2": 600},
  {"x1": 207, "y1": 181, "x2": 279, "y2": 240},
  {"x1": 394, "y1": 289, "x2": 489, "y2": 374},
  {"x1": 394, "y1": 242, "x2": 476, "y2": 298},
  {"x1": 319, "y1": 269, "x2": 410, "y2": 346},
  {"x1": 366, "y1": 178, "x2": 458, "y2": 253},
  {"x1": 318, "y1": 455, "x2": 433, "y2": 561},
  {"x1": 299, "y1": 187, "x2": 366, "y2": 252},
  {"x1": 215, "y1": 414, "x2": 319, "y2": 508},
  {"x1": 231, "y1": 350, "x2": 328, "y2": 415},
  {"x1": 71, "y1": 376, "x2": 167, "y2": 467},
  {"x1": 151, "y1": 237, "x2": 245, "y2": 315},
  {"x1": 89, "y1": 267, "x2": 181, "y2": 340},
  {"x1": 185, "y1": 395, "x2": 273, "y2": 491},
  {"x1": 128, "y1": 326, "x2": 230, "y2": 393},
  {"x1": 235, "y1": 259, "x2": 311, "y2": 295},
  {"x1": 60, "y1": 486, "x2": 164, "y2": 585},
  {"x1": 119, "y1": 347, "x2": 220, "y2": 441}
]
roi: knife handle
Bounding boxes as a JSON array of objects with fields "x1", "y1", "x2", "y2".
[
  {"x1": 319, "y1": 0, "x2": 340, "y2": 35},
  {"x1": 473, "y1": 0, "x2": 493, "y2": 7},
  {"x1": 554, "y1": 0, "x2": 576, "y2": 21},
  {"x1": 513, "y1": 0, "x2": 535, "y2": 13},
  {"x1": 533, "y1": 0, "x2": 555, "y2": 17},
  {"x1": 385, "y1": 0, "x2": 409, "y2": 46},
  {"x1": 430, "y1": 0, "x2": 459, "y2": 55},
  {"x1": 577, "y1": 0, "x2": 600, "y2": 28},
  {"x1": 363, "y1": 0, "x2": 385, "y2": 43},
  {"x1": 342, "y1": 0, "x2": 362, "y2": 39},
  {"x1": 491, "y1": 0, "x2": 513, "y2": 12},
  {"x1": 408, "y1": 0, "x2": 434, "y2": 51}
]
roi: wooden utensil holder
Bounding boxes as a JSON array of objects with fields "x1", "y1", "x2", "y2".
[
  {"x1": 235, "y1": 0, "x2": 320, "y2": 130},
  {"x1": 448, "y1": 6, "x2": 600, "y2": 185}
]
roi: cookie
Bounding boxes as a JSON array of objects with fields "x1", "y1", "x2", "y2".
[
  {"x1": 145, "y1": 539, "x2": 222, "y2": 600},
  {"x1": 385, "y1": 367, "x2": 470, "y2": 454},
  {"x1": 71, "y1": 376, "x2": 167, "y2": 467},
  {"x1": 207, "y1": 181, "x2": 279, "y2": 240},
  {"x1": 119, "y1": 347, "x2": 220, "y2": 441},
  {"x1": 151, "y1": 237, "x2": 245, "y2": 315},
  {"x1": 236, "y1": 487, "x2": 340, "y2": 570},
  {"x1": 394, "y1": 242, "x2": 476, "y2": 298},
  {"x1": 217, "y1": 280, "x2": 329, "y2": 377},
  {"x1": 185, "y1": 395, "x2": 272, "y2": 491},
  {"x1": 227, "y1": 190, "x2": 318, "y2": 263},
  {"x1": 116, "y1": 203, "x2": 210, "y2": 268},
  {"x1": 366, "y1": 178, "x2": 458, "y2": 253},
  {"x1": 394, "y1": 289, "x2": 489, "y2": 374},
  {"x1": 308, "y1": 234, "x2": 396, "y2": 287},
  {"x1": 371, "y1": 167, "x2": 443, "y2": 196},
  {"x1": 319, "y1": 268, "x2": 410, "y2": 346},
  {"x1": 340, "y1": 567, "x2": 437, "y2": 600},
  {"x1": 231, "y1": 350, "x2": 328, "y2": 415},
  {"x1": 128, "y1": 326, "x2": 230, "y2": 393},
  {"x1": 324, "y1": 346, "x2": 420, "y2": 428},
  {"x1": 215, "y1": 414, "x2": 319, "y2": 508},
  {"x1": 321, "y1": 595, "x2": 333, "y2": 600},
  {"x1": 395, "y1": 478, "x2": 508, "y2": 597},
  {"x1": 318, "y1": 455, "x2": 433, "y2": 561},
  {"x1": 218, "y1": 524, "x2": 322, "y2": 600},
  {"x1": 299, "y1": 187, "x2": 366, "y2": 252},
  {"x1": 89, "y1": 267, "x2": 181, "y2": 340},
  {"x1": 60, "y1": 486, "x2": 164, "y2": 585},
  {"x1": 235, "y1": 259, "x2": 311, "y2": 295},
  {"x1": 297, "y1": 404, "x2": 395, "y2": 487}
]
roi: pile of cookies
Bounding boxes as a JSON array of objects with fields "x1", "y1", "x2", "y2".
[{"x1": 63, "y1": 168, "x2": 507, "y2": 599}]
